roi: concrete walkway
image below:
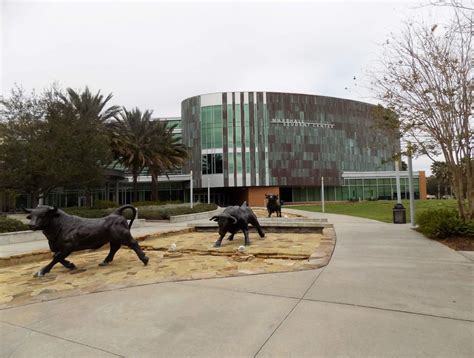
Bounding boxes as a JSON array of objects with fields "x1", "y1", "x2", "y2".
[{"x1": 1, "y1": 210, "x2": 473, "y2": 357}]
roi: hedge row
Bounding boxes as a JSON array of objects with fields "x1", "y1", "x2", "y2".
[
  {"x1": 0, "y1": 216, "x2": 29, "y2": 233},
  {"x1": 0, "y1": 203, "x2": 218, "y2": 233},
  {"x1": 416, "y1": 208, "x2": 474, "y2": 239},
  {"x1": 91, "y1": 199, "x2": 183, "y2": 209},
  {"x1": 64, "y1": 203, "x2": 218, "y2": 220}
]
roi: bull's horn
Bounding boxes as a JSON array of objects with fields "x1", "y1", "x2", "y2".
[
  {"x1": 209, "y1": 215, "x2": 220, "y2": 222},
  {"x1": 241, "y1": 201, "x2": 248, "y2": 207},
  {"x1": 229, "y1": 215, "x2": 238, "y2": 224},
  {"x1": 21, "y1": 207, "x2": 32, "y2": 213}
]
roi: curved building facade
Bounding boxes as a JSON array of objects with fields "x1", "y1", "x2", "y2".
[
  {"x1": 9, "y1": 91, "x2": 422, "y2": 210},
  {"x1": 182, "y1": 91, "x2": 401, "y2": 205}
]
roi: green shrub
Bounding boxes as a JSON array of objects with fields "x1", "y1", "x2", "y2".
[
  {"x1": 136, "y1": 208, "x2": 168, "y2": 220},
  {"x1": 416, "y1": 208, "x2": 474, "y2": 239},
  {"x1": 138, "y1": 203, "x2": 218, "y2": 220},
  {"x1": 463, "y1": 220, "x2": 474, "y2": 237},
  {"x1": 63, "y1": 207, "x2": 112, "y2": 218},
  {"x1": 0, "y1": 216, "x2": 29, "y2": 233},
  {"x1": 61, "y1": 203, "x2": 218, "y2": 220},
  {"x1": 92, "y1": 200, "x2": 119, "y2": 210},
  {"x1": 132, "y1": 200, "x2": 181, "y2": 207}
]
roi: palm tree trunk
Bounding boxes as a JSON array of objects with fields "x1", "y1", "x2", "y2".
[
  {"x1": 31, "y1": 192, "x2": 40, "y2": 208},
  {"x1": 151, "y1": 172, "x2": 159, "y2": 202},
  {"x1": 132, "y1": 170, "x2": 139, "y2": 203},
  {"x1": 85, "y1": 189, "x2": 92, "y2": 207}
]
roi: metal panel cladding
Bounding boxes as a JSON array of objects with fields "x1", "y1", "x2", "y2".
[
  {"x1": 181, "y1": 92, "x2": 400, "y2": 189},
  {"x1": 265, "y1": 92, "x2": 400, "y2": 187}
]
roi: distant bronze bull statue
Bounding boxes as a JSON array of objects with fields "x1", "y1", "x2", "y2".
[
  {"x1": 265, "y1": 193, "x2": 283, "y2": 217},
  {"x1": 24, "y1": 205, "x2": 149, "y2": 277},
  {"x1": 210, "y1": 201, "x2": 265, "y2": 247}
]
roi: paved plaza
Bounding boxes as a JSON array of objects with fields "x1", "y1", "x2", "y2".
[{"x1": 1, "y1": 209, "x2": 473, "y2": 357}]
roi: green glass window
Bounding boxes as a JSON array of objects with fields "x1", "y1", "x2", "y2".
[
  {"x1": 244, "y1": 104, "x2": 250, "y2": 147},
  {"x1": 227, "y1": 104, "x2": 234, "y2": 149},
  {"x1": 200, "y1": 105, "x2": 223, "y2": 150},
  {"x1": 201, "y1": 153, "x2": 223, "y2": 174},
  {"x1": 235, "y1": 106, "x2": 241, "y2": 147},
  {"x1": 236, "y1": 153, "x2": 242, "y2": 173}
]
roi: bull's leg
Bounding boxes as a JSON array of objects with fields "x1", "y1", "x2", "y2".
[
  {"x1": 60, "y1": 259, "x2": 76, "y2": 270},
  {"x1": 126, "y1": 239, "x2": 149, "y2": 266},
  {"x1": 268, "y1": 210, "x2": 271, "y2": 218},
  {"x1": 99, "y1": 242, "x2": 121, "y2": 266},
  {"x1": 227, "y1": 233, "x2": 235, "y2": 241},
  {"x1": 243, "y1": 229, "x2": 251, "y2": 246},
  {"x1": 34, "y1": 251, "x2": 70, "y2": 277},
  {"x1": 213, "y1": 234, "x2": 225, "y2": 247},
  {"x1": 277, "y1": 210, "x2": 281, "y2": 217},
  {"x1": 249, "y1": 216, "x2": 265, "y2": 238}
]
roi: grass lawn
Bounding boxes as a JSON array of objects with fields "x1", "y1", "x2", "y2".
[{"x1": 289, "y1": 199, "x2": 459, "y2": 223}]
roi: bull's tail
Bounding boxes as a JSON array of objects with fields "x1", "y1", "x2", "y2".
[{"x1": 112, "y1": 205, "x2": 137, "y2": 229}]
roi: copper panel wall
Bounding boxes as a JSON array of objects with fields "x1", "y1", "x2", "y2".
[
  {"x1": 181, "y1": 96, "x2": 202, "y2": 188},
  {"x1": 265, "y1": 92, "x2": 400, "y2": 187}
]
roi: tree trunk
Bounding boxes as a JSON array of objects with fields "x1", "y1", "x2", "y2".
[
  {"x1": 451, "y1": 166, "x2": 467, "y2": 221},
  {"x1": 437, "y1": 182, "x2": 441, "y2": 199},
  {"x1": 85, "y1": 189, "x2": 92, "y2": 207},
  {"x1": 151, "y1": 172, "x2": 159, "y2": 202},
  {"x1": 132, "y1": 173, "x2": 138, "y2": 203},
  {"x1": 467, "y1": 161, "x2": 474, "y2": 220},
  {"x1": 31, "y1": 192, "x2": 40, "y2": 208}
]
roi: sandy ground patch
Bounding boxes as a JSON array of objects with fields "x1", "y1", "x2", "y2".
[{"x1": 0, "y1": 230, "x2": 334, "y2": 308}]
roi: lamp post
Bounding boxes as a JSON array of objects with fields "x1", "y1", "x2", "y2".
[
  {"x1": 393, "y1": 158, "x2": 406, "y2": 224},
  {"x1": 407, "y1": 143, "x2": 416, "y2": 227},
  {"x1": 190, "y1": 170, "x2": 193, "y2": 209},
  {"x1": 321, "y1": 176, "x2": 325, "y2": 213},
  {"x1": 207, "y1": 177, "x2": 210, "y2": 204},
  {"x1": 395, "y1": 159, "x2": 401, "y2": 203}
]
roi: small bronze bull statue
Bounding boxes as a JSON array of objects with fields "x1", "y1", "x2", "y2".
[{"x1": 210, "y1": 201, "x2": 265, "y2": 247}]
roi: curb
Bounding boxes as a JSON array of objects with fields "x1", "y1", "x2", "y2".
[{"x1": 169, "y1": 208, "x2": 224, "y2": 223}]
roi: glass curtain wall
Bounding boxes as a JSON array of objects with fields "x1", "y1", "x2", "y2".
[
  {"x1": 201, "y1": 105, "x2": 223, "y2": 175},
  {"x1": 291, "y1": 177, "x2": 420, "y2": 202}
]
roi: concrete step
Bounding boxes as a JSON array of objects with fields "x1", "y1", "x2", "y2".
[{"x1": 194, "y1": 218, "x2": 332, "y2": 234}]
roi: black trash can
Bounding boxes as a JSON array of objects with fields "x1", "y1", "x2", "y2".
[{"x1": 393, "y1": 203, "x2": 406, "y2": 224}]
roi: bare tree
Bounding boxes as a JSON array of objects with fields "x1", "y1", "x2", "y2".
[{"x1": 371, "y1": 6, "x2": 473, "y2": 220}]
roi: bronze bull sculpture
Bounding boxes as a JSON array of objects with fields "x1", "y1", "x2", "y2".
[{"x1": 24, "y1": 205, "x2": 149, "y2": 277}]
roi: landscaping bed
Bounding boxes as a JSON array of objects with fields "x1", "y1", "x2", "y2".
[
  {"x1": 0, "y1": 223, "x2": 335, "y2": 308},
  {"x1": 432, "y1": 237, "x2": 474, "y2": 251},
  {"x1": 293, "y1": 200, "x2": 473, "y2": 251}
]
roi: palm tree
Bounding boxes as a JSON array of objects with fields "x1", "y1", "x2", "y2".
[
  {"x1": 109, "y1": 109, "x2": 188, "y2": 203},
  {"x1": 147, "y1": 121, "x2": 188, "y2": 201},
  {"x1": 61, "y1": 87, "x2": 120, "y2": 123},
  {"x1": 109, "y1": 107, "x2": 154, "y2": 202}
]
